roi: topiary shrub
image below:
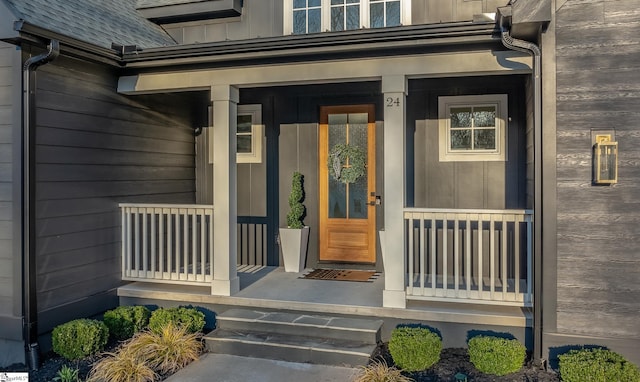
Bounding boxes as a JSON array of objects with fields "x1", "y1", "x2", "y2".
[
  {"x1": 286, "y1": 171, "x2": 305, "y2": 229},
  {"x1": 104, "y1": 305, "x2": 151, "y2": 340},
  {"x1": 467, "y1": 335, "x2": 526, "y2": 376},
  {"x1": 52, "y1": 319, "x2": 109, "y2": 360},
  {"x1": 388, "y1": 326, "x2": 442, "y2": 371},
  {"x1": 558, "y1": 347, "x2": 640, "y2": 382},
  {"x1": 148, "y1": 307, "x2": 205, "y2": 334}
]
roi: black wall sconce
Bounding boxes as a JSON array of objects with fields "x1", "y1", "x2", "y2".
[{"x1": 592, "y1": 131, "x2": 618, "y2": 185}]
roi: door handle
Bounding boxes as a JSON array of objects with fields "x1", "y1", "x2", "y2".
[{"x1": 369, "y1": 195, "x2": 382, "y2": 206}]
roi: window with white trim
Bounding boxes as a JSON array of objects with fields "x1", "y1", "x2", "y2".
[
  {"x1": 438, "y1": 95, "x2": 508, "y2": 162},
  {"x1": 236, "y1": 104, "x2": 263, "y2": 163},
  {"x1": 285, "y1": 0, "x2": 410, "y2": 35}
]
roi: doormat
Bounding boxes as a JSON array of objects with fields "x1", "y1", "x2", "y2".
[{"x1": 300, "y1": 269, "x2": 378, "y2": 282}]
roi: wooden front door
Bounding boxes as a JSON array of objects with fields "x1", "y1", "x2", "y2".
[{"x1": 319, "y1": 105, "x2": 376, "y2": 263}]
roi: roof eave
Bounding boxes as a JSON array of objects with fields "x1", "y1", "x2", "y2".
[
  {"x1": 13, "y1": 21, "x2": 125, "y2": 66},
  {"x1": 122, "y1": 21, "x2": 502, "y2": 69}
]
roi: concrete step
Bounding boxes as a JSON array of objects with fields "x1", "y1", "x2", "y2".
[
  {"x1": 215, "y1": 308, "x2": 383, "y2": 344},
  {"x1": 205, "y1": 329, "x2": 377, "y2": 366},
  {"x1": 205, "y1": 309, "x2": 383, "y2": 366}
]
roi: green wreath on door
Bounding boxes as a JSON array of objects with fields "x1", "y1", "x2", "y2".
[{"x1": 328, "y1": 144, "x2": 367, "y2": 184}]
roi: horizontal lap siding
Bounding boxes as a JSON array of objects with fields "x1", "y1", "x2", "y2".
[
  {"x1": 555, "y1": 0, "x2": 640, "y2": 339},
  {"x1": 35, "y1": 56, "x2": 196, "y2": 314},
  {"x1": 0, "y1": 42, "x2": 16, "y2": 317}
]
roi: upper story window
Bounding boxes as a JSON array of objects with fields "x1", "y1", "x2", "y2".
[
  {"x1": 294, "y1": 0, "x2": 322, "y2": 34},
  {"x1": 438, "y1": 95, "x2": 508, "y2": 162},
  {"x1": 370, "y1": 0, "x2": 401, "y2": 28},
  {"x1": 286, "y1": 0, "x2": 410, "y2": 35}
]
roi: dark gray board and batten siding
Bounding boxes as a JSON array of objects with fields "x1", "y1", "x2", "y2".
[
  {"x1": 551, "y1": 0, "x2": 640, "y2": 361},
  {"x1": 0, "y1": 42, "x2": 16, "y2": 319},
  {"x1": 33, "y1": 53, "x2": 197, "y2": 332},
  {"x1": 0, "y1": 40, "x2": 25, "y2": 366},
  {"x1": 408, "y1": 76, "x2": 529, "y2": 210}
]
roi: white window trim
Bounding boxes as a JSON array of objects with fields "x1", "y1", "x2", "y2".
[
  {"x1": 236, "y1": 104, "x2": 263, "y2": 163},
  {"x1": 438, "y1": 94, "x2": 508, "y2": 162},
  {"x1": 283, "y1": 0, "x2": 411, "y2": 35}
]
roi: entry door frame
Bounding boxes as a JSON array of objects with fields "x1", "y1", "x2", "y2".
[{"x1": 319, "y1": 104, "x2": 377, "y2": 264}]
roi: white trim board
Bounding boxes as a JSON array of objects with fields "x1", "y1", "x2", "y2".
[{"x1": 118, "y1": 50, "x2": 532, "y2": 94}]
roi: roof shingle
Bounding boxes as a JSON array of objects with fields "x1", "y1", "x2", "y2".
[{"x1": 2, "y1": 0, "x2": 176, "y2": 49}]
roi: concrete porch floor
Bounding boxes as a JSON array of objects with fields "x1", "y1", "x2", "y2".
[{"x1": 118, "y1": 266, "x2": 532, "y2": 338}]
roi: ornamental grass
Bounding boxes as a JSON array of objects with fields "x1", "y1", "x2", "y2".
[
  {"x1": 87, "y1": 348, "x2": 156, "y2": 382},
  {"x1": 353, "y1": 360, "x2": 414, "y2": 382},
  {"x1": 127, "y1": 323, "x2": 203, "y2": 375}
]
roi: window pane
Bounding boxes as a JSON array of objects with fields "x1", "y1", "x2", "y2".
[
  {"x1": 348, "y1": 121, "x2": 368, "y2": 219},
  {"x1": 346, "y1": 4, "x2": 360, "y2": 29},
  {"x1": 309, "y1": 0, "x2": 321, "y2": 6},
  {"x1": 293, "y1": 0, "x2": 306, "y2": 9},
  {"x1": 370, "y1": 2, "x2": 384, "y2": 27},
  {"x1": 331, "y1": 0, "x2": 343, "y2": 4},
  {"x1": 308, "y1": 8, "x2": 321, "y2": 33},
  {"x1": 348, "y1": 113, "x2": 368, "y2": 124},
  {"x1": 328, "y1": 117, "x2": 347, "y2": 219},
  {"x1": 347, "y1": 0, "x2": 360, "y2": 3},
  {"x1": 331, "y1": 6, "x2": 344, "y2": 31},
  {"x1": 474, "y1": 129, "x2": 496, "y2": 150},
  {"x1": 450, "y1": 107, "x2": 472, "y2": 127},
  {"x1": 237, "y1": 115, "x2": 252, "y2": 133},
  {"x1": 386, "y1": 1, "x2": 400, "y2": 26},
  {"x1": 293, "y1": 10, "x2": 306, "y2": 34},
  {"x1": 237, "y1": 135, "x2": 252, "y2": 153},
  {"x1": 329, "y1": 177, "x2": 347, "y2": 218},
  {"x1": 328, "y1": 113, "x2": 348, "y2": 125},
  {"x1": 349, "y1": 175, "x2": 368, "y2": 219},
  {"x1": 474, "y1": 106, "x2": 496, "y2": 127},
  {"x1": 451, "y1": 129, "x2": 471, "y2": 150}
]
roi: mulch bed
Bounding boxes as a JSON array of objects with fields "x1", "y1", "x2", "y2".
[
  {"x1": 1, "y1": 340, "x2": 172, "y2": 382},
  {"x1": 370, "y1": 343, "x2": 560, "y2": 382}
]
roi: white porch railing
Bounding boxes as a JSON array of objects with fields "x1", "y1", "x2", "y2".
[
  {"x1": 120, "y1": 204, "x2": 214, "y2": 286},
  {"x1": 404, "y1": 208, "x2": 533, "y2": 306}
]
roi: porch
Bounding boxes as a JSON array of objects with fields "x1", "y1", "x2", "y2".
[
  {"x1": 117, "y1": 266, "x2": 532, "y2": 343},
  {"x1": 119, "y1": 203, "x2": 533, "y2": 309}
]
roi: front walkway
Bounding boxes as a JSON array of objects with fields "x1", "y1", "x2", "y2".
[{"x1": 164, "y1": 353, "x2": 360, "y2": 382}]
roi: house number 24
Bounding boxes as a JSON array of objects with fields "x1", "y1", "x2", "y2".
[{"x1": 386, "y1": 97, "x2": 401, "y2": 107}]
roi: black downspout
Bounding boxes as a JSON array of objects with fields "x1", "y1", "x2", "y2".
[
  {"x1": 499, "y1": 17, "x2": 544, "y2": 363},
  {"x1": 22, "y1": 39, "x2": 59, "y2": 371}
]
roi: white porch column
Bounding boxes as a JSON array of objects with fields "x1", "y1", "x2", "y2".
[
  {"x1": 382, "y1": 75, "x2": 407, "y2": 308},
  {"x1": 211, "y1": 84, "x2": 240, "y2": 296}
]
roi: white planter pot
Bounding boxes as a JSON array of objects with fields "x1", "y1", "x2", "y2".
[{"x1": 279, "y1": 226, "x2": 310, "y2": 273}]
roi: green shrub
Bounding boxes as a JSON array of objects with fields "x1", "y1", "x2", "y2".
[
  {"x1": 558, "y1": 348, "x2": 640, "y2": 382},
  {"x1": 53, "y1": 364, "x2": 80, "y2": 382},
  {"x1": 148, "y1": 307, "x2": 205, "y2": 334},
  {"x1": 286, "y1": 171, "x2": 305, "y2": 229},
  {"x1": 467, "y1": 335, "x2": 526, "y2": 376},
  {"x1": 388, "y1": 326, "x2": 442, "y2": 371},
  {"x1": 104, "y1": 305, "x2": 151, "y2": 340},
  {"x1": 52, "y1": 319, "x2": 109, "y2": 360}
]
